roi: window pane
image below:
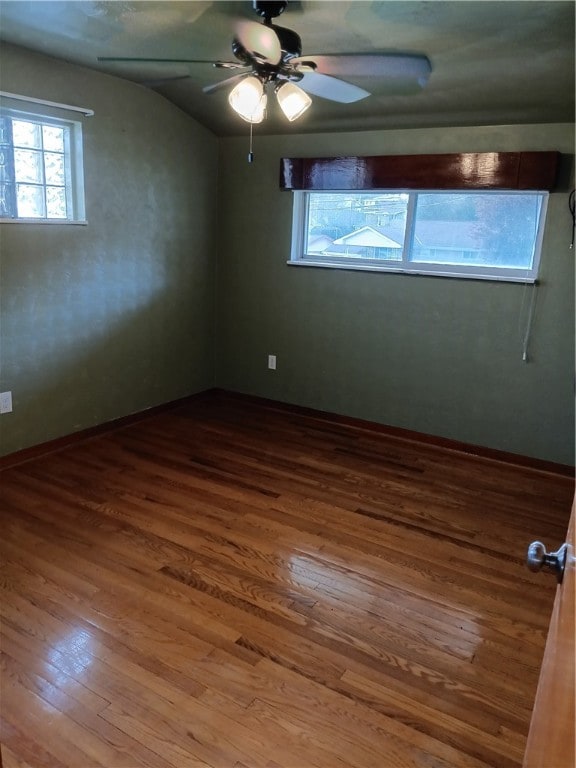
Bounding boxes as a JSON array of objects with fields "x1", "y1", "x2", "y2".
[
  {"x1": 12, "y1": 120, "x2": 41, "y2": 149},
  {"x1": 411, "y1": 193, "x2": 543, "y2": 269},
  {"x1": 44, "y1": 152, "x2": 65, "y2": 185},
  {"x1": 14, "y1": 148, "x2": 43, "y2": 183},
  {"x1": 0, "y1": 116, "x2": 13, "y2": 147},
  {"x1": 16, "y1": 183, "x2": 45, "y2": 217},
  {"x1": 0, "y1": 148, "x2": 13, "y2": 183},
  {"x1": 1, "y1": 109, "x2": 84, "y2": 222},
  {"x1": 43, "y1": 125, "x2": 65, "y2": 152},
  {"x1": 46, "y1": 186, "x2": 67, "y2": 218},
  {"x1": 306, "y1": 192, "x2": 408, "y2": 261},
  {"x1": 0, "y1": 183, "x2": 15, "y2": 217}
]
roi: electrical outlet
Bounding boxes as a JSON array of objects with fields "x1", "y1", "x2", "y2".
[
  {"x1": 268, "y1": 355, "x2": 277, "y2": 370},
  {"x1": 0, "y1": 391, "x2": 13, "y2": 414}
]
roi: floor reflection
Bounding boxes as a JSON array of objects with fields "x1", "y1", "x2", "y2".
[
  {"x1": 287, "y1": 551, "x2": 483, "y2": 660},
  {"x1": 47, "y1": 626, "x2": 94, "y2": 687}
]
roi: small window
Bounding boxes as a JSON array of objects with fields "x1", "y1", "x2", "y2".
[
  {"x1": 290, "y1": 190, "x2": 548, "y2": 282},
  {"x1": 0, "y1": 108, "x2": 85, "y2": 223}
]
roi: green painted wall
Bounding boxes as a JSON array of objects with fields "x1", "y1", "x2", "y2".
[
  {"x1": 0, "y1": 44, "x2": 218, "y2": 456},
  {"x1": 1, "y1": 43, "x2": 573, "y2": 466},
  {"x1": 215, "y1": 125, "x2": 575, "y2": 465}
]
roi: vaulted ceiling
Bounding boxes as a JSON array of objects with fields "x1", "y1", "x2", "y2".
[{"x1": 0, "y1": 1, "x2": 574, "y2": 137}]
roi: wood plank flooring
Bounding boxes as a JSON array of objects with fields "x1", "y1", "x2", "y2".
[{"x1": 1, "y1": 391, "x2": 573, "y2": 768}]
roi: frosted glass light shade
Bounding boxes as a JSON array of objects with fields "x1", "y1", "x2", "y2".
[
  {"x1": 276, "y1": 82, "x2": 312, "y2": 121},
  {"x1": 228, "y1": 76, "x2": 267, "y2": 123}
]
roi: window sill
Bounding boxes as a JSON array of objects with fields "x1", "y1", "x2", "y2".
[
  {"x1": 287, "y1": 259, "x2": 537, "y2": 284},
  {"x1": 0, "y1": 218, "x2": 88, "y2": 225}
]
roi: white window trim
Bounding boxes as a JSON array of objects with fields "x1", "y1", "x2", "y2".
[
  {"x1": 0, "y1": 106, "x2": 87, "y2": 225},
  {"x1": 0, "y1": 218, "x2": 88, "y2": 225},
  {"x1": 0, "y1": 91, "x2": 94, "y2": 117},
  {"x1": 289, "y1": 190, "x2": 549, "y2": 284}
]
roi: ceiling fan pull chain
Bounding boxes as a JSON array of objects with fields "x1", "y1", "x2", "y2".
[
  {"x1": 569, "y1": 189, "x2": 575, "y2": 249},
  {"x1": 248, "y1": 122, "x2": 254, "y2": 163}
]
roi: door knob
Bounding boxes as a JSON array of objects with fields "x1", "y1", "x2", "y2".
[{"x1": 526, "y1": 541, "x2": 568, "y2": 583}]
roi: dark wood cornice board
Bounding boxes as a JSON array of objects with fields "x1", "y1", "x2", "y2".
[{"x1": 280, "y1": 152, "x2": 560, "y2": 191}]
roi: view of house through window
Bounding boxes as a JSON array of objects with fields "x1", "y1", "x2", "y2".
[
  {"x1": 292, "y1": 190, "x2": 548, "y2": 281},
  {"x1": 0, "y1": 108, "x2": 85, "y2": 222}
]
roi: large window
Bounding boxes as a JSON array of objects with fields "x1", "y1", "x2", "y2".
[
  {"x1": 0, "y1": 108, "x2": 85, "y2": 223},
  {"x1": 290, "y1": 190, "x2": 548, "y2": 282}
]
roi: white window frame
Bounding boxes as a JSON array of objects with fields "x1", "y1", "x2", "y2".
[
  {"x1": 0, "y1": 106, "x2": 86, "y2": 224},
  {"x1": 289, "y1": 190, "x2": 549, "y2": 283}
]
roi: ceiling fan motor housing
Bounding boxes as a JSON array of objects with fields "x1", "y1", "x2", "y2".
[
  {"x1": 232, "y1": 21, "x2": 301, "y2": 67},
  {"x1": 274, "y1": 25, "x2": 302, "y2": 60},
  {"x1": 253, "y1": 1, "x2": 287, "y2": 22},
  {"x1": 231, "y1": 37, "x2": 253, "y2": 65}
]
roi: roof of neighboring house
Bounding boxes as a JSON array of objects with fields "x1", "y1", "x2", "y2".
[
  {"x1": 330, "y1": 222, "x2": 482, "y2": 251},
  {"x1": 333, "y1": 227, "x2": 402, "y2": 249},
  {"x1": 307, "y1": 234, "x2": 335, "y2": 252}
]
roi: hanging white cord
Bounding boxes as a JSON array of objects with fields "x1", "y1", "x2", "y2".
[
  {"x1": 521, "y1": 282, "x2": 538, "y2": 362},
  {"x1": 517, "y1": 255, "x2": 536, "y2": 362},
  {"x1": 518, "y1": 194, "x2": 548, "y2": 363}
]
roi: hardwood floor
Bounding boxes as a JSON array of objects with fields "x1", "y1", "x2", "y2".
[{"x1": 1, "y1": 391, "x2": 573, "y2": 768}]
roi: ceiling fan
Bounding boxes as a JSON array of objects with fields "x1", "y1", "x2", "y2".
[{"x1": 98, "y1": 0, "x2": 432, "y2": 125}]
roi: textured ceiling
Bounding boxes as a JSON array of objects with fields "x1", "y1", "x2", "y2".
[{"x1": 0, "y1": 1, "x2": 574, "y2": 137}]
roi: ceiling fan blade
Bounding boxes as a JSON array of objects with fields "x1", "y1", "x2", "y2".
[
  {"x1": 203, "y1": 72, "x2": 251, "y2": 95},
  {"x1": 235, "y1": 20, "x2": 282, "y2": 64},
  {"x1": 294, "y1": 53, "x2": 432, "y2": 85},
  {"x1": 298, "y1": 72, "x2": 370, "y2": 103},
  {"x1": 97, "y1": 57, "x2": 244, "y2": 69}
]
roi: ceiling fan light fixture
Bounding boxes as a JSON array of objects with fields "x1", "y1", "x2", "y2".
[
  {"x1": 228, "y1": 75, "x2": 267, "y2": 123},
  {"x1": 276, "y1": 81, "x2": 312, "y2": 121}
]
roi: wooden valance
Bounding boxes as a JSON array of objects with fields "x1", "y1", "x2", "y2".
[{"x1": 280, "y1": 151, "x2": 560, "y2": 191}]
